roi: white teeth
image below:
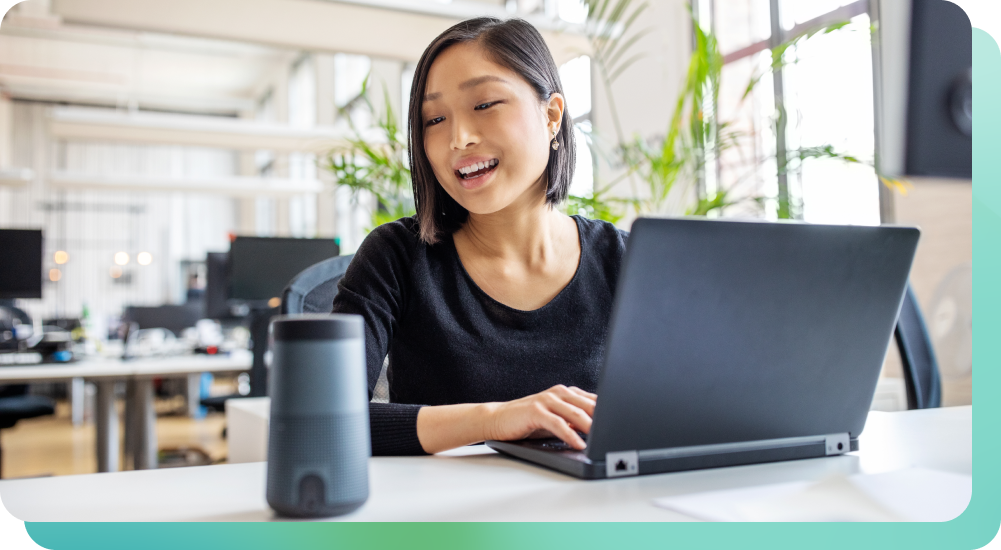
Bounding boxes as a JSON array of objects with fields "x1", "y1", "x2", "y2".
[{"x1": 458, "y1": 159, "x2": 497, "y2": 177}]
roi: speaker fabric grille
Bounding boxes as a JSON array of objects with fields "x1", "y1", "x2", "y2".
[{"x1": 266, "y1": 412, "x2": 370, "y2": 516}]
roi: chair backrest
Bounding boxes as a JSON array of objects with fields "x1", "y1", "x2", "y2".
[
  {"x1": 895, "y1": 284, "x2": 942, "y2": 409},
  {"x1": 282, "y1": 253, "x2": 392, "y2": 403},
  {"x1": 281, "y1": 254, "x2": 355, "y2": 315}
]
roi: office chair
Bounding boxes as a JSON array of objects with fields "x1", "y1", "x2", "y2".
[
  {"x1": 0, "y1": 385, "x2": 55, "y2": 478},
  {"x1": 895, "y1": 284, "x2": 942, "y2": 409},
  {"x1": 279, "y1": 254, "x2": 389, "y2": 403},
  {"x1": 279, "y1": 254, "x2": 355, "y2": 316}
]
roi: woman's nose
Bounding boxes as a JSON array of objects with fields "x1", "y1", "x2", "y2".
[{"x1": 450, "y1": 117, "x2": 478, "y2": 150}]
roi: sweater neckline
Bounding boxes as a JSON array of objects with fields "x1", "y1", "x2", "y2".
[{"x1": 447, "y1": 215, "x2": 586, "y2": 315}]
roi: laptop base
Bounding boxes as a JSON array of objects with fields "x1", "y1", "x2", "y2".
[{"x1": 486, "y1": 437, "x2": 860, "y2": 480}]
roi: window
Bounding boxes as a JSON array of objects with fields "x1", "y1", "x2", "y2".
[
  {"x1": 782, "y1": 15, "x2": 879, "y2": 225},
  {"x1": 255, "y1": 90, "x2": 276, "y2": 236},
  {"x1": 699, "y1": 0, "x2": 878, "y2": 224},
  {"x1": 334, "y1": 53, "x2": 373, "y2": 129},
  {"x1": 557, "y1": 0, "x2": 588, "y2": 24},
  {"x1": 288, "y1": 55, "x2": 318, "y2": 237},
  {"x1": 559, "y1": 55, "x2": 594, "y2": 198},
  {"x1": 402, "y1": 62, "x2": 416, "y2": 134},
  {"x1": 288, "y1": 55, "x2": 316, "y2": 129}
]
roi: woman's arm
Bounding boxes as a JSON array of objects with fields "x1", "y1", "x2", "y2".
[
  {"x1": 332, "y1": 222, "x2": 429, "y2": 455},
  {"x1": 416, "y1": 384, "x2": 597, "y2": 454}
]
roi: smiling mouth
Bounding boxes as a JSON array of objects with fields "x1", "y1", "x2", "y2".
[{"x1": 456, "y1": 159, "x2": 499, "y2": 180}]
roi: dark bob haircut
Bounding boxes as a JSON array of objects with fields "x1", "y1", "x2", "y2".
[{"x1": 407, "y1": 17, "x2": 576, "y2": 244}]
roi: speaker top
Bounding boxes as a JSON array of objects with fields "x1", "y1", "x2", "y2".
[{"x1": 272, "y1": 314, "x2": 363, "y2": 341}]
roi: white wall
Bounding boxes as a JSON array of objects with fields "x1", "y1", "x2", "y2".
[
  {"x1": 892, "y1": 179, "x2": 973, "y2": 406},
  {"x1": 589, "y1": 0, "x2": 693, "y2": 227}
]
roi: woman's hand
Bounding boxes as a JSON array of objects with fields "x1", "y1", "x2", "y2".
[
  {"x1": 415, "y1": 385, "x2": 597, "y2": 454},
  {"x1": 482, "y1": 385, "x2": 597, "y2": 450}
]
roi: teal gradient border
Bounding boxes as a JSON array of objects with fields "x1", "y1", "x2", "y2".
[{"x1": 12, "y1": 27, "x2": 1001, "y2": 550}]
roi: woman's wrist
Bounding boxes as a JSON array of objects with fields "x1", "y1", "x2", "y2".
[
  {"x1": 416, "y1": 402, "x2": 501, "y2": 454},
  {"x1": 475, "y1": 402, "x2": 501, "y2": 442}
]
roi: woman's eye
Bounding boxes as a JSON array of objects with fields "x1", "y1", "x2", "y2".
[
  {"x1": 426, "y1": 116, "x2": 445, "y2": 126},
  {"x1": 474, "y1": 102, "x2": 497, "y2": 110}
]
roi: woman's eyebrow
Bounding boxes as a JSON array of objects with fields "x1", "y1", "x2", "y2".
[
  {"x1": 459, "y1": 75, "x2": 508, "y2": 90},
  {"x1": 423, "y1": 75, "x2": 509, "y2": 103}
]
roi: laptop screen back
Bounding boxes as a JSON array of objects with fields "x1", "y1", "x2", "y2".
[{"x1": 586, "y1": 218, "x2": 919, "y2": 458}]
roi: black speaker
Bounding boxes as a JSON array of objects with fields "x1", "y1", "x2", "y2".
[
  {"x1": 905, "y1": 0, "x2": 972, "y2": 178},
  {"x1": 266, "y1": 315, "x2": 370, "y2": 518},
  {"x1": 873, "y1": 0, "x2": 973, "y2": 180}
]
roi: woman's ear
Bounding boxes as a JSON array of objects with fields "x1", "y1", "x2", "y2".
[{"x1": 545, "y1": 92, "x2": 565, "y2": 133}]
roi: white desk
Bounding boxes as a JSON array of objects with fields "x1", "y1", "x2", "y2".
[
  {"x1": 0, "y1": 351, "x2": 252, "y2": 472},
  {"x1": 0, "y1": 406, "x2": 971, "y2": 522}
]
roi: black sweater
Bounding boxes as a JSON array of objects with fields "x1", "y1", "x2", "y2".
[{"x1": 331, "y1": 215, "x2": 629, "y2": 455}]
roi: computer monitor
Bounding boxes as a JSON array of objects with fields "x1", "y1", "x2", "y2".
[
  {"x1": 0, "y1": 229, "x2": 43, "y2": 299},
  {"x1": 871, "y1": 0, "x2": 972, "y2": 179},
  {"x1": 204, "y1": 252, "x2": 232, "y2": 319},
  {"x1": 122, "y1": 305, "x2": 202, "y2": 337},
  {"x1": 228, "y1": 236, "x2": 340, "y2": 304}
]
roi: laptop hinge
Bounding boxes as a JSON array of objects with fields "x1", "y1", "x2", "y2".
[
  {"x1": 605, "y1": 450, "x2": 639, "y2": 477},
  {"x1": 636, "y1": 433, "x2": 854, "y2": 461}
]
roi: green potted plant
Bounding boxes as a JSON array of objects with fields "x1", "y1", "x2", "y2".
[{"x1": 324, "y1": 78, "x2": 415, "y2": 230}]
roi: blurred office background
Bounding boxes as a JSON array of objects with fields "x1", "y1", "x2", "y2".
[{"x1": 0, "y1": 0, "x2": 971, "y2": 477}]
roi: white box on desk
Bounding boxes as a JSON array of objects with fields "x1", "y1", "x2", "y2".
[{"x1": 225, "y1": 397, "x2": 270, "y2": 464}]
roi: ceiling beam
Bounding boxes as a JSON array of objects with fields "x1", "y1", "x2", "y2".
[
  {"x1": 50, "y1": 0, "x2": 590, "y2": 65},
  {"x1": 48, "y1": 172, "x2": 325, "y2": 196},
  {"x1": 48, "y1": 107, "x2": 364, "y2": 152},
  {"x1": 3, "y1": 82, "x2": 258, "y2": 116},
  {"x1": 0, "y1": 168, "x2": 35, "y2": 186}
]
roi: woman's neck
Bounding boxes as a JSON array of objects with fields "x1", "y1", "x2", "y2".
[{"x1": 457, "y1": 186, "x2": 572, "y2": 268}]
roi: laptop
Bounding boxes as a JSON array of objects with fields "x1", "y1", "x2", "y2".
[{"x1": 487, "y1": 217, "x2": 920, "y2": 479}]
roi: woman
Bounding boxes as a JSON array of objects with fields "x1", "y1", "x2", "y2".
[{"x1": 332, "y1": 17, "x2": 628, "y2": 455}]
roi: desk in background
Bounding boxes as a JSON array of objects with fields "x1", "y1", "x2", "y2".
[
  {"x1": 0, "y1": 351, "x2": 252, "y2": 472},
  {"x1": 0, "y1": 406, "x2": 971, "y2": 521}
]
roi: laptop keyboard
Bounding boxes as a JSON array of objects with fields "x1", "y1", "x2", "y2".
[
  {"x1": 522, "y1": 432, "x2": 588, "y2": 452},
  {"x1": 534, "y1": 440, "x2": 574, "y2": 451}
]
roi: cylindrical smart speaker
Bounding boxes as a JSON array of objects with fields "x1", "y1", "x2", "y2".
[{"x1": 266, "y1": 314, "x2": 370, "y2": 518}]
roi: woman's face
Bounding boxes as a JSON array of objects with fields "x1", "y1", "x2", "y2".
[{"x1": 421, "y1": 42, "x2": 564, "y2": 216}]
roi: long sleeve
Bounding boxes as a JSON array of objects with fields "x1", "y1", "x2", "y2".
[{"x1": 332, "y1": 221, "x2": 428, "y2": 455}]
